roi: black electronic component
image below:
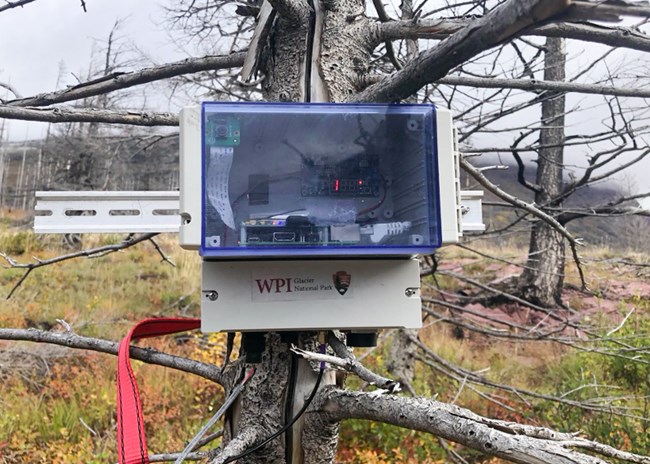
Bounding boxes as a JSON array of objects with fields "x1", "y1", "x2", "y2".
[
  {"x1": 248, "y1": 174, "x2": 270, "y2": 205},
  {"x1": 242, "y1": 332, "x2": 266, "y2": 363},
  {"x1": 241, "y1": 216, "x2": 328, "y2": 246},
  {"x1": 346, "y1": 331, "x2": 379, "y2": 347},
  {"x1": 300, "y1": 154, "x2": 381, "y2": 197}
]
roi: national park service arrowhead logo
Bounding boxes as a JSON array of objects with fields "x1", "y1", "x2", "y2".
[{"x1": 332, "y1": 271, "x2": 351, "y2": 295}]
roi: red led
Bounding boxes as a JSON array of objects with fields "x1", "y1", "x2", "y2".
[
  {"x1": 358, "y1": 179, "x2": 363, "y2": 185},
  {"x1": 334, "y1": 179, "x2": 340, "y2": 191}
]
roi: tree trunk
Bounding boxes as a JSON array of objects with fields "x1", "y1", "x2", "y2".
[
  {"x1": 218, "y1": 2, "x2": 375, "y2": 462},
  {"x1": 520, "y1": 36, "x2": 566, "y2": 308}
]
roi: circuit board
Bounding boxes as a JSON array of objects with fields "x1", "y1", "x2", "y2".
[
  {"x1": 300, "y1": 154, "x2": 381, "y2": 197},
  {"x1": 205, "y1": 115, "x2": 241, "y2": 146},
  {"x1": 241, "y1": 217, "x2": 329, "y2": 245}
]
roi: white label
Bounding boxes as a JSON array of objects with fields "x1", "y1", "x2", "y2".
[{"x1": 251, "y1": 268, "x2": 354, "y2": 302}]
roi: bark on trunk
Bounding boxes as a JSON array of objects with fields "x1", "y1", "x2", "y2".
[
  {"x1": 520, "y1": 37, "x2": 567, "y2": 308},
  {"x1": 261, "y1": 0, "x2": 374, "y2": 103},
  {"x1": 221, "y1": 333, "x2": 338, "y2": 464}
]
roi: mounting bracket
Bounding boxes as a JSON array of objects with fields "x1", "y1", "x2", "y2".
[
  {"x1": 34, "y1": 190, "x2": 484, "y2": 235},
  {"x1": 34, "y1": 191, "x2": 180, "y2": 234}
]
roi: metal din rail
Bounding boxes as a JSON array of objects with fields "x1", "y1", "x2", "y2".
[
  {"x1": 34, "y1": 191, "x2": 180, "y2": 234},
  {"x1": 34, "y1": 190, "x2": 484, "y2": 235}
]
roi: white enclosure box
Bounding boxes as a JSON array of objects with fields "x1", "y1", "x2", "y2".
[
  {"x1": 180, "y1": 102, "x2": 462, "y2": 257},
  {"x1": 201, "y1": 258, "x2": 422, "y2": 332}
]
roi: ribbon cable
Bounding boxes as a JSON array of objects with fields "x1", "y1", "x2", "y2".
[{"x1": 117, "y1": 317, "x2": 201, "y2": 464}]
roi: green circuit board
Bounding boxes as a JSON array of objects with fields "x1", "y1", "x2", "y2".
[{"x1": 205, "y1": 114, "x2": 240, "y2": 146}]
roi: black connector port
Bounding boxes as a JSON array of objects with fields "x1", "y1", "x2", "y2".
[
  {"x1": 242, "y1": 332, "x2": 266, "y2": 364},
  {"x1": 273, "y1": 232, "x2": 296, "y2": 242},
  {"x1": 347, "y1": 331, "x2": 378, "y2": 347}
]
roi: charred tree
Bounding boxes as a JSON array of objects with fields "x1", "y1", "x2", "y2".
[{"x1": 520, "y1": 36, "x2": 567, "y2": 308}]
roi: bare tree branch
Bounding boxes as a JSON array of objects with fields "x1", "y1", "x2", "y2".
[
  {"x1": 378, "y1": 19, "x2": 650, "y2": 54},
  {"x1": 354, "y1": 0, "x2": 571, "y2": 102},
  {"x1": 436, "y1": 270, "x2": 570, "y2": 319},
  {"x1": 4, "y1": 17, "x2": 648, "y2": 114},
  {"x1": 460, "y1": 157, "x2": 587, "y2": 289},
  {"x1": 0, "y1": 81, "x2": 22, "y2": 100},
  {"x1": 588, "y1": 257, "x2": 650, "y2": 269},
  {"x1": 1, "y1": 233, "x2": 158, "y2": 298},
  {"x1": 562, "y1": 149, "x2": 650, "y2": 198},
  {"x1": 0, "y1": 0, "x2": 36, "y2": 14},
  {"x1": 0, "y1": 105, "x2": 178, "y2": 126},
  {"x1": 323, "y1": 389, "x2": 650, "y2": 464},
  {"x1": 288, "y1": 333, "x2": 400, "y2": 392},
  {"x1": 377, "y1": 17, "x2": 468, "y2": 42},
  {"x1": 559, "y1": 205, "x2": 650, "y2": 224},
  {"x1": 410, "y1": 333, "x2": 645, "y2": 417},
  {"x1": 148, "y1": 451, "x2": 208, "y2": 462},
  {"x1": 437, "y1": 74, "x2": 650, "y2": 99},
  {"x1": 193, "y1": 430, "x2": 225, "y2": 451},
  {"x1": 533, "y1": 21, "x2": 650, "y2": 53},
  {"x1": 148, "y1": 236, "x2": 177, "y2": 267},
  {"x1": 569, "y1": 0, "x2": 650, "y2": 20},
  {"x1": 6, "y1": 52, "x2": 246, "y2": 108},
  {"x1": 0, "y1": 327, "x2": 224, "y2": 385},
  {"x1": 211, "y1": 427, "x2": 262, "y2": 464},
  {"x1": 421, "y1": 302, "x2": 567, "y2": 341},
  {"x1": 510, "y1": 130, "x2": 541, "y2": 192},
  {"x1": 371, "y1": 0, "x2": 403, "y2": 70}
]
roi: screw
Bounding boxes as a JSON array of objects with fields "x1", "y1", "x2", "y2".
[
  {"x1": 405, "y1": 288, "x2": 418, "y2": 297},
  {"x1": 206, "y1": 291, "x2": 219, "y2": 301}
]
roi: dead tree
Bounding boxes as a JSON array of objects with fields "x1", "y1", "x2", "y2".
[{"x1": 519, "y1": 36, "x2": 567, "y2": 307}]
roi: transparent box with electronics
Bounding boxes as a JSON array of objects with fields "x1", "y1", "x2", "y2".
[{"x1": 200, "y1": 102, "x2": 444, "y2": 258}]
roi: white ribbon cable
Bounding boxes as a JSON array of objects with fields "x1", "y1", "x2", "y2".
[{"x1": 205, "y1": 146, "x2": 236, "y2": 230}]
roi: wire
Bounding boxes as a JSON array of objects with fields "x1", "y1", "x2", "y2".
[
  {"x1": 222, "y1": 364, "x2": 325, "y2": 464},
  {"x1": 284, "y1": 352, "x2": 300, "y2": 464},
  {"x1": 174, "y1": 368, "x2": 255, "y2": 464},
  {"x1": 263, "y1": 209, "x2": 309, "y2": 219}
]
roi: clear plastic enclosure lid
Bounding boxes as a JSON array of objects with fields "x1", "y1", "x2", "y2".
[{"x1": 200, "y1": 102, "x2": 442, "y2": 257}]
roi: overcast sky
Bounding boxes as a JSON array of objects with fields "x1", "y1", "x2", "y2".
[{"x1": 0, "y1": 0, "x2": 182, "y2": 140}]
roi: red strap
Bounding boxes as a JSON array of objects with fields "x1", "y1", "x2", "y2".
[{"x1": 117, "y1": 318, "x2": 201, "y2": 464}]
